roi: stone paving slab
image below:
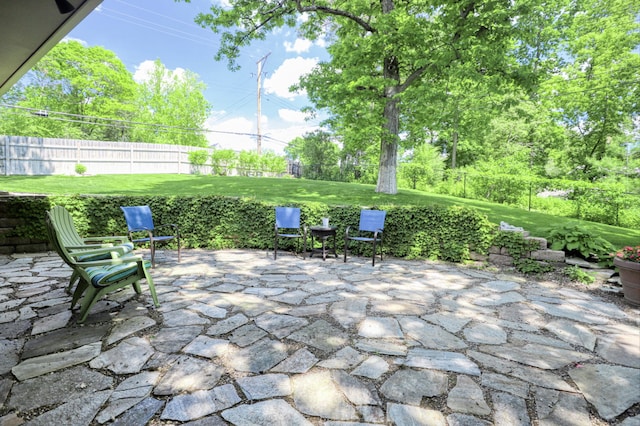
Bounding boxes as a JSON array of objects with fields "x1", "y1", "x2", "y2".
[{"x1": 0, "y1": 248, "x2": 639, "y2": 425}]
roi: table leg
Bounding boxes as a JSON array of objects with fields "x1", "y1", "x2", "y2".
[{"x1": 332, "y1": 233, "x2": 337, "y2": 258}]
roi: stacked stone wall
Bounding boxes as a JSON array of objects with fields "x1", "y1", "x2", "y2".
[
  {"x1": 486, "y1": 232, "x2": 565, "y2": 267},
  {"x1": 0, "y1": 195, "x2": 50, "y2": 255}
]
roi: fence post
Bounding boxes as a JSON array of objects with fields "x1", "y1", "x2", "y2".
[
  {"x1": 4, "y1": 136, "x2": 9, "y2": 176},
  {"x1": 463, "y1": 172, "x2": 467, "y2": 198},
  {"x1": 76, "y1": 140, "x2": 81, "y2": 170},
  {"x1": 130, "y1": 146, "x2": 134, "y2": 174}
]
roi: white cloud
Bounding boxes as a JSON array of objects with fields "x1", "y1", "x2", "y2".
[
  {"x1": 203, "y1": 111, "x2": 320, "y2": 154},
  {"x1": 267, "y1": 123, "x2": 321, "y2": 150},
  {"x1": 278, "y1": 109, "x2": 310, "y2": 123},
  {"x1": 315, "y1": 37, "x2": 328, "y2": 48},
  {"x1": 60, "y1": 37, "x2": 88, "y2": 46},
  {"x1": 133, "y1": 60, "x2": 186, "y2": 84},
  {"x1": 284, "y1": 38, "x2": 312, "y2": 54},
  {"x1": 264, "y1": 57, "x2": 318, "y2": 99},
  {"x1": 205, "y1": 115, "x2": 258, "y2": 152},
  {"x1": 133, "y1": 60, "x2": 157, "y2": 83},
  {"x1": 213, "y1": 0, "x2": 232, "y2": 9}
]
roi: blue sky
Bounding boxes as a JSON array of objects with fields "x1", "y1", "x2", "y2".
[{"x1": 65, "y1": 0, "x2": 329, "y2": 153}]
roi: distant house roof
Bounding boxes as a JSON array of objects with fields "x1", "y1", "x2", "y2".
[{"x1": 0, "y1": 0, "x2": 103, "y2": 97}]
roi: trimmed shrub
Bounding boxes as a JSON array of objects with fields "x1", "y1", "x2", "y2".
[{"x1": 5, "y1": 195, "x2": 495, "y2": 262}]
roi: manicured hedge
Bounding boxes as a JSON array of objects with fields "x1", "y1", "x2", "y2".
[{"x1": 4, "y1": 195, "x2": 496, "y2": 262}]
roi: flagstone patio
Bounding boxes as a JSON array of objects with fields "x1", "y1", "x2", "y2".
[{"x1": 0, "y1": 249, "x2": 638, "y2": 425}]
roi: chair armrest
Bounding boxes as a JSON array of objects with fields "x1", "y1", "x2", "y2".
[
  {"x1": 83, "y1": 236, "x2": 129, "y2": 244},
  {"x1": 68, "y1": 246, "x2": 126, "y2": 257},
  {"x1": 75, "y1": 254, "x2": 144, "y2": 268},
  {"x1": 66, "y1": 243, "x2": 113, "y2": 250},
  {"x1": 344, "y1": 225, "x2": 352, "y2": 238},
  {"x1": 128, "y1": 227, "x2": 152, "y2": 233},
  {"x1": 129, "y1": 229, "x2": 154, "y2": 239},
  {"x1": 154, "y1": 223, "x2": 179, "y2": 235}
]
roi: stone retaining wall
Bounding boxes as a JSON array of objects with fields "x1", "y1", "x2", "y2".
[
  {"x1": 486, "y1": 232, "x2": 566, "y2": 267},
  {"x1": 0, "y1": 195, "x2": 50, "y2": 255}
]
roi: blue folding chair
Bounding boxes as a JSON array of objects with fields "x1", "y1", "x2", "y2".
[
  {"x1": 274, "y1": 207, "x2": 307, "y2": 259},
  {"x1": 344, "y1": 210, "x2": 386, "y2": 266},
  {"x1": 120, "y1": 206, "x2": 180, "y2": 267}
]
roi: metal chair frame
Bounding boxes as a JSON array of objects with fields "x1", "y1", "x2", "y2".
[
  {"x1": 344, "y1": 209, "x2": 386, "y2": 266},
  {"x1": 121, "y1": 205, "x2": 180, "y2": 267},
  {"x1": 274, "y1": 207, "x2": 307, "y2": 259}
]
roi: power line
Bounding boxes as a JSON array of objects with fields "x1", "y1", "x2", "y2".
[
  {"x1": 99, "y1": 9, "x2": 217, "y2": 48},
  {"x1": 0, "y1": 104, "x2": 320, "y2": 148},
  {"x1": 0, "y1": 103, "x2": 266, "y2": 139},
  {"x1": 112, "y1": 0, "x2": 205, "y2": 31}
]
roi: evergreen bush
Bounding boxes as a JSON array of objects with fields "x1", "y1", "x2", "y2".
[{"x1": 5, "y1": 195, "x2": 495, "y2": 262}]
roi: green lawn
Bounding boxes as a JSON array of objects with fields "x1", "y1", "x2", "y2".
[{"x1": 3, "y1": 174, "x2": 638, "y2": 248}]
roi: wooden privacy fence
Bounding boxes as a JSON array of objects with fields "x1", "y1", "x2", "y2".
[{"x1": 0, "y1": 135, "x2": 213, "y2": 176}]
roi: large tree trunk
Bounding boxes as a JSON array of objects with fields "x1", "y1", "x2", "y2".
[
  {"x1": 451, "y1": 130, "x2": 458, "y2": 169},
  {"x1": 376, "y1": 0, "x2": 399, "y2": 195},
  {"x1": 376, "y1": 89, "x2": 399, "y2": 194}
]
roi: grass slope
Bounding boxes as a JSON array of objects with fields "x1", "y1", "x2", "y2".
[{"x1": 3, "y1": 174, "x2": 638, "y2": 247}]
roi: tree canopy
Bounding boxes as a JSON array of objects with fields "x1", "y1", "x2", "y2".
[
  {"x1": 180, "y1": 0, "x2": 638, "y2": 193},
  {"x1": 181, "y1": 0, "x2": 524, "y2": 194},
  {"x1": 0, "y1": 41, "x2": 211, "y2": 146}
]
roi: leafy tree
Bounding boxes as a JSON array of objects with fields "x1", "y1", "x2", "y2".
[
  {"x1": 284, "y1": 136, "x2": 304, "y2": 163},
  {"x1": 417, "y1": 78, "x2": 497, "y2": 170},
  {"x1": 188, "y1": 149, "x2": 209, "y2": 174},
  {"x1": 211, "y1": 149, "x2": 238, "y2": 176},
  {"x1": 540, "y1": 0, "x2": 640, "y2": 180},
  {"x1": 237, "y1": 150, "x2": 260, "y2": 176},
  {"x1": 481, "y1": 98, "x2": 565, "y2": 175},
  {"x1": 0, "y1": 44, "x2": 213, "y2": 148},
  {"x1": 0, "y1": 41, "x2": 136, "y2": 140},
  {"x1": 259, "y1": 151, "x2": 288, "y2": 176},
  {"x1": 285, "y1": 130, "x2": 340, "y2": 181},
  {"x1": 180, "y1": 0, "x2": 519, "y2": 194},
  {"x1": 131, "y1": 60, "x2": 211, "y2": 147},
  {"x1": 399, "y1": 143, "x2": 445, "y2": 190}
]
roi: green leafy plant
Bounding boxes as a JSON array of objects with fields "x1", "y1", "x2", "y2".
[
  {"x1": 188, "y1": 150, "x2": 209, "y2": 175},
  {"x1": 516, "y1": 258, "x2": 554, "y2": 274},
  {"x1": 492, "y1": 231, "x2": 537, "y2": 259},
  {"x1": 564, "y1": 265, "x2": 595, "y2": 285},
  {"x1": 211, "y1": 149, "x2": 237, "y2": 176},
  {"x1": 492, "y1": 231, "x2": 553, "y2": 274},
  {"x1": 546, "y1": 224, "x2": 615, "y2": 265},
  {"x1": 74, "y1": 163, "x2": 87, "y2": 175}
]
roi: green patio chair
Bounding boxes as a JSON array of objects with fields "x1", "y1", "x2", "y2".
[
  {"x1": 45, "y1": 212, "x2": 159, "y2": 323},
  {"x1": 49, "y1": 205, "x2": 130, "y2": 250},
  {"x1": 48, "y1": 206, "x2": 134, "y2": 293}
]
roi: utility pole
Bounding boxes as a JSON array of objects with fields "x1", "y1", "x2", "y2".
[{"x1": 256, "y1": 52, "x2": 271, "y2": 155}]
